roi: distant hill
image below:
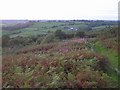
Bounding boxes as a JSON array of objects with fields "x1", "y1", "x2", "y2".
[{"x1": 1, "y1": 20, "x2": 29, "y2": 27}]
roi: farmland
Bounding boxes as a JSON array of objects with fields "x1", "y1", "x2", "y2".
[
  {"x1": 1, "y1": 20, "x2": 119, "y2": 88},
  {"x1": 2, "y1": 20, "x2": 117, "y2": 37}
]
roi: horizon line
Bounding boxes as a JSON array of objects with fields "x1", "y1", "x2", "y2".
[{"x1": 1, "y1": 19, "x2": 118, "y2": 21}]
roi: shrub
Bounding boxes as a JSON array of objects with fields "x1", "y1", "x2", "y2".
[
  {"x1": 2, "y1": 35, "x2": 10, "y2": 47},
  {"x1": 36, "y1": 37, "x2": 44, "y2": 44},
  {"x1": 41, "y1": 33, "x2": 55, "y2": 44},
  {"x1": 74, "y1": 31, "x2": 85, "y2": 38},
  {"x1": 54, "y1": 30, "x2": 66, "y2": 39}
]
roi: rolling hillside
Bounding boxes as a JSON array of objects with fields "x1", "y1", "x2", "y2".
[{"x1": 2, "y1": 20, "x2": 119, "y2": 88}]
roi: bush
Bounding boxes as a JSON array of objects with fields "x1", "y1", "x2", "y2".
[
  {"x1": 65, "y1": 33, "x2": 74, "y2": 39},
  {"x1": 2, "y1": 35, "x2": 10, "y2": 47},
  {"x1": 54, "y1": 30, "x2": 66, "y2": 39},
  {"x1": 36, "y1": 37, "x2": 44, "y2": 44},
  {"x1": 74, "y1": 31, "x2": 85, "y2": 38},
  {"x1": 41, "y1": 34, "x2": 55, "y2": 44},
  {"x1": 99, "y1": 27, "x2": 118, "y2": 39}
]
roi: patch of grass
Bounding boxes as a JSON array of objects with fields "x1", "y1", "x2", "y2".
[
  {"x1": 95, "y1": 42, "x2": 118, "y2": 67},
  {"x1": 95, "y1": 41, "x2": 118, "y2": 80},
  {"x1": 92, "y1": 25, "x2": 116, "y2": 30},
  {"x1": 92, "y1": 26, "x2": 106, "y2": 30}
]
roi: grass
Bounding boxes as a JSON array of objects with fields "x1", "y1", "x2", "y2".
[
  {"x1": 2, "y1": 21, "x2": 89, "y2": 38},
  {"x1": 92, "y1": 25, "x2": 117, "y2": 30},
  {"x1": 95, "y1": 41, "x2": 118, "y2": 80},
  {"x1": 92, "y1": 26, "x2": 107, "y2": 30},
  {"x1": 2, "y1": 21, "x2": 117, "y2": 38}
]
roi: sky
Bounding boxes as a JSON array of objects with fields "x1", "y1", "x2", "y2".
[{"x1": 1, "y1": 0, "x2": 119, "y2": 20}]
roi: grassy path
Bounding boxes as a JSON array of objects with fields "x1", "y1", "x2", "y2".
[
  {"x1": 94, "y1": 41, "x2": 119, "y2": 80},
  {"x1": 95, "y1": 42, "x2": 118, "y2": 68}
]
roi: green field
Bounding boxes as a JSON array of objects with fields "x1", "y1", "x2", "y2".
[
  {"x1": 92, "y1": 25, "x2": 117, "y2": 30},
  {"x1": 2, "y1": 20, "x2": 117, "y2": 38}
]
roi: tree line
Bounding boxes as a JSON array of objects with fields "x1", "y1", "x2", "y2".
[{"x1": 2, "y1": 30, "x2": 86, "y2": 47}]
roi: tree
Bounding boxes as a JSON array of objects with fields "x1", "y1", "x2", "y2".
[
  {"x1": 54, "y1": 30, "x2": 66, "y2": 39},
  {"x1": 74, "y1": 31, "x2": 85, "y2": 38}
]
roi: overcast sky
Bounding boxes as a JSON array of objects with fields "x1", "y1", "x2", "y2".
[{"x1": 1, "y1": 0, "x2": 119, "y2": 20}]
